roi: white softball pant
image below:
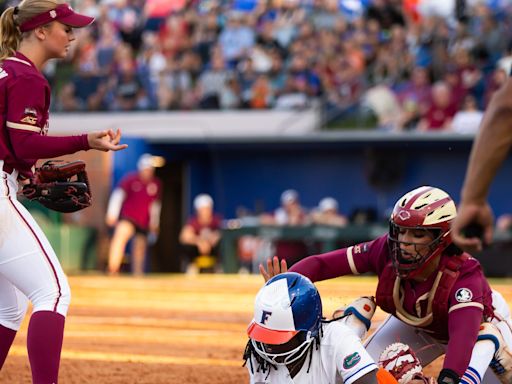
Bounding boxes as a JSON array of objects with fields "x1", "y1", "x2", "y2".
[
  {"x1": 0, "y1": 163, "x2": 70, "y2": 331},
  {"x1": 363, "y1": 290, "x2": 512, "y2": 384}
]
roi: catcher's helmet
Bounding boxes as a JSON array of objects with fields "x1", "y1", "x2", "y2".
[
  {"x1": 247, "y1": 272, "x2": 322, "y2": 365},
  {"x1": 388, "y1": 186, "x2": 457, "y2": 279}
]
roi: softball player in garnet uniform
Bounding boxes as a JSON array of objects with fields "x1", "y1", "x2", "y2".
[
  {"x1": 106, "y1": 154, "x2": 162, "y2": 275},
  {"x1": 262, "y1": 187, "x2": 512, "y2": 384},
  {"x1": 0, "y1": 1, "x2": 126, "y2": 382}
]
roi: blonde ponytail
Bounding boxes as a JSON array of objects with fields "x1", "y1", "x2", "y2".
[
  {"x1": 0, "y1": 0, "x2": 62, "y2": 61},
  {"x1": 0, "y1": 7, "x2": 20, "y2": 61}
]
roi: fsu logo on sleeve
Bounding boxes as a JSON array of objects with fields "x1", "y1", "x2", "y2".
[{"x1": 455, "y1": 288, "x2": 473, "y2": 303}]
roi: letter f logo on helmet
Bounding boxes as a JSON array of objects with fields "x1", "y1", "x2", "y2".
[{"x1": 260, "y1": 310, "x2": 272, "y2": 324}]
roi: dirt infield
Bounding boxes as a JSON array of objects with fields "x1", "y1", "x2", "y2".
[{"x1": 2, "y1": 274, "x2": 512, "y2": 383}]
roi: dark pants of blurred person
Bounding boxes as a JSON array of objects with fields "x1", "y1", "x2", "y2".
[{"x1": 181, "y1": 244, "x2": 220, "y2": 274}]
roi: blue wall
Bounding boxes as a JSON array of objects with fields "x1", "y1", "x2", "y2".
[
  {"x1": 115, "y1": 138, "x2": 512, "y2": 222},
  {"x1": 110, "y1": 137, "x2": 153, "y2": 189}
]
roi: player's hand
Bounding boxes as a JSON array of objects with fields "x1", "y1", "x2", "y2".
[
  {"x1": 88, "y1": 128, "x2": 128, "y2": 152},
  {"x1": 451, "y1": 201, "x2": 494, "y2": 253},
  {"x1": 259, "y1": 256, "x2": 288, "y2": 282}
]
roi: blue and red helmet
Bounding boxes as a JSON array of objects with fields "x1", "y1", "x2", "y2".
[{"x1": 247, "y1": 272, "x2": 322, "y2": 365}]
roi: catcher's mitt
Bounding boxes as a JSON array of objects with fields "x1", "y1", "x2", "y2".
[
  {"x1": 379, "y1": 342, "x2": 436, "y2": 384},
  {"x1": 22, "y1": 160, "x2": 92, "y2": 213}
]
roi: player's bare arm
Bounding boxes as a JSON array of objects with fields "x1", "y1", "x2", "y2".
[{"x1": 452, "y1": 77, "x2": 512, "y2": 252}]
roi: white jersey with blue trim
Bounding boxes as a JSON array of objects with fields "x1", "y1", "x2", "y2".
[{"x1": 247, "y1": 321, "x2": 378, "y2": 384}]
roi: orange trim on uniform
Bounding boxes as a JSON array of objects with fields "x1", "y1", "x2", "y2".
[
  {"x1": 247, "y1": 321, "x2": 299, "y2": 345},
  {"x1": 376, "y1": 367, "x2": 399, "y2": 384}
]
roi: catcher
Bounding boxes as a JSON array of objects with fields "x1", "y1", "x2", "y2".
[
  {"x1": 262, "y1": 186, "x2": 512, "y2": 384},
  {"x1": 244, "y1": 272, "x2": 399, "y2": 384}
]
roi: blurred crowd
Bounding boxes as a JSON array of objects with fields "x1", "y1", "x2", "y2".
[{"x1": 4, "y1": 0, "x2": 512, "y2": 131}]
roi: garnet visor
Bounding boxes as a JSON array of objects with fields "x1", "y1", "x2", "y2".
[{"x1": 20, "y1": 3, "x2": 94, "y2": 32}]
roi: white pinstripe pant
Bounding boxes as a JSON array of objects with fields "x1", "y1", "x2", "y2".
[
  {"x1": 0, "y1": 162, "x2": 70, "y2": 331},
  {"x1": 363, "y1": 291, "x2": 512, "y2": 384}
]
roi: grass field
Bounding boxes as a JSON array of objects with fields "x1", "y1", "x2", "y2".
[{"x1": 2, "y1": 274, "x2": 512, "y2": 383}]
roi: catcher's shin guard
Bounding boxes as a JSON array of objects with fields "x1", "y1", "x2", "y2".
[
  {"x1": 332, "y1": 296, "x2": 376, "y2": 339},
  {"x1": 477, "y1": 322, "x2": 512, "y2": 383}
]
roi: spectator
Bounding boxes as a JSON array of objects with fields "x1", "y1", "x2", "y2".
[
  {"x1": 179, "y1": 194, "x2": 223, "y2": 274},
  {"x1": 195, "y1": 48, "x2": 233, "y2": 109},
  {"x1": 106, "y1": 154, "x2": 162, "y2": 275},
  {"x1": 310, "y1": 197, "x2": 349, "y2": 227},
  {"x1": 248, "y1": 74, "x2": 274, "y2": 109},
  {"x1": 496, "y1": 214, "x2": 512, "y2": 233},
  {"x1": 416, "y1": 81, "x2": 457, "y2": 131},
  {"x1": 450, "y1": 94, "x2": 484, "y2": 134},
  {"x1": 218, "y1": 11, "x2": 255, "y2": 69},
  {"x1": 394, "y1": 66, "x2": 432, "y2": 130},
  {"x1": 109, "y1": 58, "x2": 149, "y2": 111},
  {"x1": 260, "y1": 189, "x2": 310, "y2": 267},
  {"x1": 158, "y1": 11, "x2": 190, "y2": 58},
  {"x1": 362, "y1": 85, "x2": 402, "y2": 131}
]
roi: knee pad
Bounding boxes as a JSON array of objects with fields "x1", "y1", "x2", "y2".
[
  {"x1": 333, "y1": 296, "x2": 376, "y2": 338},
  {"x1": 477, "y1": 322, "x2": 512, "y2": 384}
]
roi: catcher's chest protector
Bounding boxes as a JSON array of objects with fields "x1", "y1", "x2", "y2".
[{"x1": 376, "y1": 255, "x2": 469, "y2": 341}]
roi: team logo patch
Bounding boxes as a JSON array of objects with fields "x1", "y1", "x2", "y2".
[
  {"x1": 343, "y1": 352, "x2": 361, "y2": 369},
  {"x1": 353, "y1": 243, "x2": 369, "y2": 254},
  {"x1": 21, "y1": 116, "x2": 37, "y2": 125},
  {"x1": 24, "y1": 108, "x2": 37, "y2": 116},
  {"x1": 0, "y1": 68, "x2": 7, "y2": 79},
  {"x1": 398, "y1": 210, "x2": 411, "y2": 220},
  {"x1": 455, "y1": 288, "x2": 473, "y2": 303}
]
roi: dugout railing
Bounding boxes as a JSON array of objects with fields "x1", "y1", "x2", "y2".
[{"x1": 220, "y1": 224, "x2": 512, "y2": 277}]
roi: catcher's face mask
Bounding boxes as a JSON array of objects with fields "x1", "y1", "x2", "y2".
[{"x1": 251, "y1": 331, "x2": 313, "y2": 366}]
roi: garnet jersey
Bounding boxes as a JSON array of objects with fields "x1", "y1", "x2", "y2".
[
  {"x1": 289, "y1": 234, "x2": 495, "y2": 377},
  {"x1": 118, "y1": 172, "x2": 162, "y2": 230},
  {"x1": 0, "y1": 52, "x2": 88, "y2": 178},
  {"x1": 185, "y1": 213, "x2": 223, "y2": 236}
]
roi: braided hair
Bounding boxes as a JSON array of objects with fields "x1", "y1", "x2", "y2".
[{"x1": 243, "y1": 319, "x2": 336, "y2": 379}]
